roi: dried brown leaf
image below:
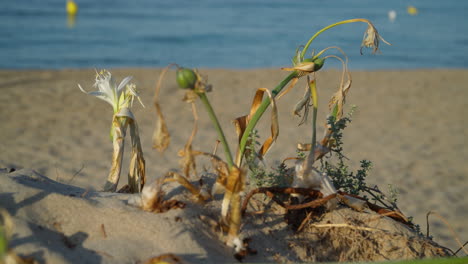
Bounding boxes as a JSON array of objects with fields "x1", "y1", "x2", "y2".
[
  {"x1": 221, "y1": 166, "x2": 244, "y2": 219},
  {"x1": 165, "y1": 171, "x2": 211, "y2": 202},
  {"x1": 153, "y1": 64, "x2": 174, "y2": 101},
  {"x1": 329, "y1": 79, "x2": 352, "y2": 120},
  {"x1": 103, "y1": 116, "x2": 128, "y2": 192},
  {"x1": 152, "y1": 102, "x2": 171, "y2": 152},
  {"x1": 293, "y1": 81, "x2": 311, "y2": 118},
  {"x1": 178, "y1": 103, "x2": 198, "y2": 178},
  {"x1": 217, "y1": 166, "x2": 246, "y2": 251},
  {"x1": 233, "y1": 88, "x2": 280, "y2": 164},
  {"x1": 128, "y1": 118, "x2": 146, "y2": 192},
  {"x1": 276, "y1": 76, "x2": 299, "y2": 100},
  {"x1": 297, "y1": 143, "x2": 330, "y2": 162},
  {"x1": 188, "y1": 150, "x2": 230, "y2": 195},
  {"x1": 257, "y1": 88, "x2": 279, "y2": 160},
  {"x1": 182, "y1": 89, "x2": 199, "y2": 103},
  {"x1": 152, "y1": 64, "x2": 174, "y2": 152},
  {"x1": 327, "y1": 55, "x2": 352, "y2": 120}
]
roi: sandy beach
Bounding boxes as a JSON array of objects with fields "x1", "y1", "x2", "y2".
[{"x1": 0, "y1": 68, "x2": 467, "y2": 262}]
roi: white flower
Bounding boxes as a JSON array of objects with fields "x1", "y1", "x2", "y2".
[{"x1": 79, "y1": 70, "x2": 144, "y2": 113}]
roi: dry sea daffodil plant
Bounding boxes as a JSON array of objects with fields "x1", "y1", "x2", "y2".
[
  {"x1": 79, "y1": 18, "x2": 405, "y2": 259},
  {"x1": 149, "y1": 18, "x2": 405, "y2": 258},
  {"x1": 79, "y1": 70, "x2": 146, "y2": 193}
]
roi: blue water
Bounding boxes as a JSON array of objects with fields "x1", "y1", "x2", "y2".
[{"x1": 1, "y1": 0, "x2": 467, "y2": 69}]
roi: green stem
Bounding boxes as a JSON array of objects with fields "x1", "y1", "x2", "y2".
[
  {"x1": 310, "y1": 80, "x2": 318, "y2": 156},
  {"x1": 300, "y1": 18, "x2": 367, "y2": 60},
  {"x1": 238, "y1": 71, "x2": 298, "y2": 164},
  {"x1": 198, "y1": 92, "x2": 234, "y2": 169}
]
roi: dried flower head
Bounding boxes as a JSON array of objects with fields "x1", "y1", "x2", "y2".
[{"x1": 360, "y1": 23, "x2": 391, "y2": 54}]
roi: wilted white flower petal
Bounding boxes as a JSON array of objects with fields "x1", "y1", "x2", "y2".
[
  {"x1": 126, "y1": 83, "x2": 145, "y2": 108},
  {"x1": 78, "y1": 84, "x2": 114, "y2": 106},
  {"x1": 87, "y1": 91, "x2": 114, "y2": 106},
  {"x1": 95, "y1": 71, "x2": 114, "y2": 97},
  {"x1": 78, "y1": 83, "x2": 88, "y2": 94},
  {"x1": 79, "y1": 70, "x2": 143, "y2": 114},
  {"x1": 117, "y1": 76, "x2": 133, "y2": 95}
]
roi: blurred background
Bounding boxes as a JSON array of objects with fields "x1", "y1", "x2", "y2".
[{"x1": 0, "y1": 0, "x2": 467, "y2": 70}]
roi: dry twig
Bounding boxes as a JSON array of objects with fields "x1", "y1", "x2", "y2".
[{"x1": 426, "y1": 211, "x2": 468, "y2": 255}]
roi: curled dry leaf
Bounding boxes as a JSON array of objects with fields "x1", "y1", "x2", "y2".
[
  {"x1": 221, "y1": 170, "x2": 239, "y2": 218},
  {"x1": 178, "y1": 149, "x2": 230, "y2": 196},
  {"x1": 171, "y1": 149, "x2": 230, "y2": 198},
  {"x1": 182, "y1": 89, "x2": 199, "y2": 103},
  {"x1": 152, "y1": 102, "x2": 171, "y2": 152},
  {"x1": 360, "y1": 22, "x2": 392, "y2": 55},
  {"x1": 104, "y1": 107, "x2": 145, "y2": 194},
  {"x1": 152, "y1": 65, "x2": 174, "y2": 152},
  {"x1": 296, "y1": 142, "x2": 331, "y2": 162},
  {"x1": 220, "y1": 167, "x2": 246, "y2": 251},
  {"x1": 275, "y1": 76, "x2": 299, "y2": 100},
  {"x1": 329, "y1": 79, "x2": 352, "y2": 120},
  {"x1": 293, "y1": 79, "x2": 315, "y2": 126},
  {"x1": 206, "y1": 152, "x2": 231, "y2": 196},
  {"x1": 128, "y1": 118, "x2": 146, "y2": 192},
  {"x1": 233, "y1": 88, "x2": 279, "y2": 165},
  {"x1": 178, "y1": 103, "x2": 198, "y2": 178},
  {"x1": 103, "y1": 116, "x2": 128, "y2": 192},
  {"x1": 293, "y1": 81, "x2": 311, "y2": 117},
  {"x1": 327, "y1": 55, "x2": 352, "y2": 120},
  {"x1": 165, "y1": 171, "x2": 211, "y2": 202}
]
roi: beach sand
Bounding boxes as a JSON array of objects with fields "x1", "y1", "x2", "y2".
[{"x1": 0, "y1": 68, "x2": 467, "y2": 262}]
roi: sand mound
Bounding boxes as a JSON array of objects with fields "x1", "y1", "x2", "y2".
[
  {"x1": 284, "y1": 208, "x2": 449, "y2": 262},
  {"x1": 1, "y1": 168, "x2": 450, "y2": 263}
]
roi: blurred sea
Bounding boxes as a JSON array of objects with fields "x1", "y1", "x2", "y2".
[{"x1": 1, "y1": 0, "x2": 467, "y2": 69}]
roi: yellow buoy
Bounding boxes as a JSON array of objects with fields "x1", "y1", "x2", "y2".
[
  {"x1": 407, "y1": 6, "x2": 418, "y2": 15},
  {"x1": 67, "y1": 0, "x2": 78, "y2": 16}
]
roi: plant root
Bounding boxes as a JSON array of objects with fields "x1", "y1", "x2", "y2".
[{"x1": 241, "y1": 187, "x2": 323, "y2": 216}]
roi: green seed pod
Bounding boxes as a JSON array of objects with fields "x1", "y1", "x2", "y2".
[
  {"x1": 302, "y1": 58, "x2": 314, "y2": 63},
  {"x1": 176, "y1": 68, "x2": 197, "y2": 89},
  {"x1": 312, "y1": 57, "x2": 325, "y2": 71}
]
